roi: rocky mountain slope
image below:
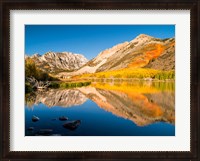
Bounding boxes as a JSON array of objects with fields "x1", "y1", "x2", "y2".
[
  {"x1": 25, "y1": 52, "x2": 88, "y2": 73},
  {"x1": 86, "y1": 34, "x2": 174, "y2": 72},
  {"x1": 57, "y1": 34, "x2": 174, "y2": 78},
  {"x1": 26, "y1": 34, "x2": 175, "y2": 78}
]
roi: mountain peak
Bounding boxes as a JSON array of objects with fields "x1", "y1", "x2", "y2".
[
  {"x1": 72, "y1": 34, "x2": 174, "y2": 75},
  {"x1": 26, "y1": 51, "x2": 88, "y2": 73},
  {"x1": 31, "y1": 53, "x2": 41, "y2": 58},
  {"x1": 130, "y1": 34, "x2": 156, "y2": 45},
  {"x1": 135, "y1": 34, "x2": 154, "y2": 39}
]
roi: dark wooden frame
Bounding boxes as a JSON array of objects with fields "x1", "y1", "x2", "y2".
[{"x1": 0, "y1": 0, "x2": 199, "y2": 160}]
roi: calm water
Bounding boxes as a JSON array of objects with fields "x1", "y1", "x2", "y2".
[{"x1": 25, "y1": 81, "x2": 175, "y2": 136}]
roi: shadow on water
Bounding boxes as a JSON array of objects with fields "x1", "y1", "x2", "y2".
[{"x1": 25, "y1": 81, "x2": 175, "y2": 136}]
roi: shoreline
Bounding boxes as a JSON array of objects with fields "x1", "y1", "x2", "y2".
[{"x1": 59, "y1": 77, "x2": 175, "y2": 83}]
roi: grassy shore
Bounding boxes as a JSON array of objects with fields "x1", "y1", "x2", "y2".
[
  {"x1": 25, "y1": 81, "x2": 91, "y2": 93},
  {"x1": 50, "y1": 81, "x2": 91, "y2": 89},
  {"x1": 72, "y1": 68, "x2": 175, "y2": 81},
  {"x1": 25, "y1": 67, "x2": 175, "y2": 93}
]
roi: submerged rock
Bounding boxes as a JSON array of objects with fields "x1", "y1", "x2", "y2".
[
  {"x1": 37, "y1": 129, "x2": 53, "y2": 135},
  {"x1": 63, "y1": 120, "x2": 81, "y2": 130},
  {"x1": 27, "y1": 127, "x2": 34, "y2": 131},
  {"x1": 59, "y1": 116, "x2": 68, "y2": 121},
  {"x1": 32, "y1": 115, "x2": 40, "y2": 122},
  {"x1": 50, "y1": 134, "x2": 61, "y2": 136}
]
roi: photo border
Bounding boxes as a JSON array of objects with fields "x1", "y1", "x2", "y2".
[{"x1": 1, "y1": 0, "x2": 199, "y2": 160}]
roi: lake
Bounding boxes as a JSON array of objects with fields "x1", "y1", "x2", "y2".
[{"x1": 25, "y1": 81, "x2": 175, "y2": 136}]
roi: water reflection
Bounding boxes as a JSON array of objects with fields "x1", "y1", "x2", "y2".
[
  {"x1": 26, "y1": 89, "x2": 87, "y2": 108},
  {"x1": 25, "y1": 81, "x2": 175, "y2": 136},
  {"x1": 80, "y1": 81, "x2": 175, "y2": 126}
]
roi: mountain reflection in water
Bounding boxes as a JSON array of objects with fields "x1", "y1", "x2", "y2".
[{"x1": 25, "y1": 81, "x2": 175, "y2": 136}]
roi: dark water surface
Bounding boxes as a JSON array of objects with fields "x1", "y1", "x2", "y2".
[{"x1": 25, "y1": 81, "x2": 175, "y2": 136}]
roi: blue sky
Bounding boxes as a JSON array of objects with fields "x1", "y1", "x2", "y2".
[{"x1": 25, "y1": 25, "x2": 175, "y2": 60}]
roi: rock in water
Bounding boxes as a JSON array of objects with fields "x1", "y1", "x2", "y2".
[
  {"x1": 37, "y1": 129, "x2": 53, "y2": 135},
  {"x1": 63, "y1": 120, "x2": 81, "y2": 130},
  {"x1": 27, "y1": 127, "x2": 34, "y2": 131},
  {"x1": 59, "y1": 116, "x2": 68, "y2": 121},
  {"x1": 32, "y1": 115, "x2": 40, "y2": 122},
  {"x1": 50, "y1": 134, "x2": 61, "y2": 136}
]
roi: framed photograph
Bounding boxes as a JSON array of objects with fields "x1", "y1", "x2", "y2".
[{"x1": 1, "y1": 0, "x2": 199, "y2": 160}]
